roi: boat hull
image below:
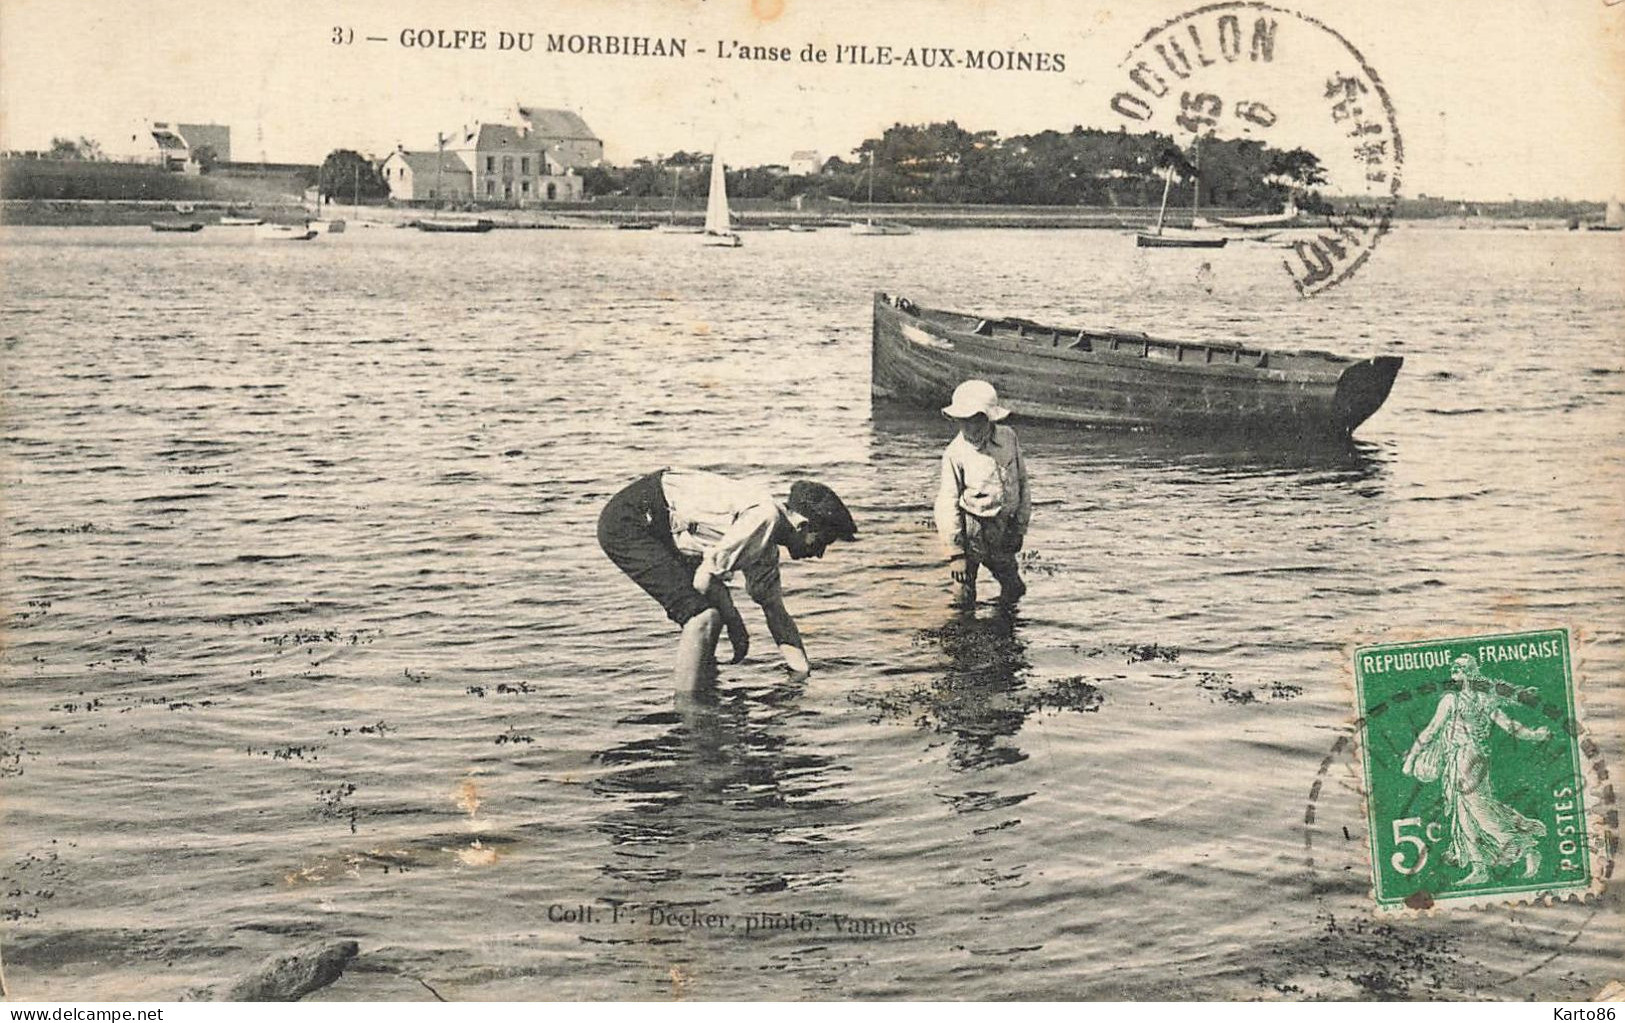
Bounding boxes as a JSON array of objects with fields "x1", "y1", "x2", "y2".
[
  {"x1": 870, "y1": 293, "x2": 1401, "y2": 438},
  {"x1": 701, "y1": 232, "x2": 742, "y2": 247},
  {"x1": 851, "y1": 221, "x2": 913, "y2": 236},
  {"x1": 416, "y1": 218, "x2": 494, "y2": 233},
  {"x1": 256, "y1": 224, "x2": 319, "y2": 241},
  {"x1": 1136, "y1": 232, "x2": 1228, "y2": 248},
  {"x1": 151, "y1": 220, "x2": 204, "y2": 233}
]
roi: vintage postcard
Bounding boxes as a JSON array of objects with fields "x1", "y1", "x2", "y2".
[{"x1": 1, "y1": 0, "x2": 1621, "y2": 1004}]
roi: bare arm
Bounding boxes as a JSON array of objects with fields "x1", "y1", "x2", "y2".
[
  {"x1": 758, "y1": 594, "x2": 809, "y2": 681},
  {"x1": 1492, "y1": 706, "x2": 1549, "y2": 741},
  {"x1": 709, "y1": 580, "x2": 749, "y2": 664}
]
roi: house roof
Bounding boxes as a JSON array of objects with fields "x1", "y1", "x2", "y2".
[
  {"x1": 394, "y1": 151, "x2": 472, "y2": 178},
  {"x1": 474, "y1": 123, "x2": 545, "y2": 152},
  {"x1": 516, "y1": 107, "x2": 599, "y2": 142},
  {"x1": 151, "y1": 130, "x2": 188, "y2": 153}
]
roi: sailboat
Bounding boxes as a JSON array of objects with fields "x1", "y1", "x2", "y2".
[
  {"x1": 701, "y1": 153, "x2": 742, "y2": 247},
  {"x1": 1587, "y1": 198, "x2": 1623, "y2": 232},
  {"x1": 1137, "y1": 140, "x2": 1228, "y2": 249},
  {"x1": 851, "y1": 148, "x2": 913, "y2": 235}
]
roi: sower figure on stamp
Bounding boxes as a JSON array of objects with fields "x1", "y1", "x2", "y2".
[
  {"x1": 1401, "y1": 654, "x2": 1551, "y2": 884},
  {"x1": 933, "y1": 380, "x2": 1031, "y2": 609},
  {"x1": 598, "y1": 469, "x2": 857, "y2": 690}
]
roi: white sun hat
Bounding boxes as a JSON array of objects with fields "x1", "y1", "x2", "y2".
[{"x1": 942, "y1": 379, "x2": 1010, "y2": 420}]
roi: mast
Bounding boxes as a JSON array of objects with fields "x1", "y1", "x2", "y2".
[
  {"x1": 1191, "y1": 135, "x2": 1202, "y2": 221},
  {"x1": 866, "y1": 147, "x2": 876, "y2": 224},
  {"x1": 435, "y1": 132, "x2": 445, "y2": 208},
  {"x1": 1153, "y1": 164, "x2": 1174, "y2": 234},
  {"x1": 669, "y1": 166, "x2": 679, "y2": 224}
]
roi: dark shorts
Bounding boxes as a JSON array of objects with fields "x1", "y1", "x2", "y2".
[{"x1": 597, "y1": 471, "x2": 712, "y2": 626}]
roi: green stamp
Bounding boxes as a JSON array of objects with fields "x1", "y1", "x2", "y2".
[{"x1": 1353, "y1": 629, "x2": 1595, "y2": 909}]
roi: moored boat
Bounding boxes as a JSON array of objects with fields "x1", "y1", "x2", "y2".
[
  {"x1": 255, "y1": 222, "x2": 320, "y2": 241},
  {"x1": 871, "y1": 293, "x2": 1402, "y2": 438},
  {"x1": 1136, "y1": 230, "x2": 1227, "y2": 249},
  {"x1": 851, "y1": 219, "x2": 914, "y2": 236},
  {"x1": 416, "y1": 217, "x2": 495, "y2": 233},
  {"x1": 218, "y1": 216, "x2": 265, "y2": 227},
  {"x1": 151, "y1": 220, "x2": 204, "y2": 233}
]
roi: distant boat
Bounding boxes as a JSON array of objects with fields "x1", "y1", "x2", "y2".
[
  {"x1": 1587, "y1": 199, "x2": 1623, "y2": 232},
  {"x1": 616, "y1": 221, "x2": 657, "y2": 230},
  {"x1": 1137, "y1": 139, "x2": 1229, "y2": 249},
  {"x1": 416, "y1": 217, "x2": 495, "y2": 233},
  {"x1": 151, "y1": 220, "x2": 204, "y2": 233},
  {"x1": 871, "y1": 292, "x2": 1401, "y2": 438},
  {"x1": 786, "y1": 223, "x2": 820, "y2": 233},
  {"x1": 256, "y1": 223, "x2": 319, "y2": 241},
  {"x1": 852, "y1": 149, "x2": 913, "y2": 236},
  {"x1": 701, "y1": 151, "x2": 742, "y2": 247},
  {"x1": 1198, "y1": 200, "x2": 1301, "y2": 230},
  {"x1": 1137, "y1": 230, "x2": 1227, "y2": 249},
  {"x1": 851, "y1": 219, "x2": 913, "y2": 236},
  {"x1": 217, "y1": 216, "x2": 264, "y2": 227}
]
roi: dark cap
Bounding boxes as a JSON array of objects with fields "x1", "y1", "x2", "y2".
[{"x1": 787, "y1": 480, "x2": 857, "y2": 542}]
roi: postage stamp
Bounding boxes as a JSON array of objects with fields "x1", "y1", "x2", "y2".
[{"x1": 1352, "y1": 629, "x2": 1599, "y2": 909}]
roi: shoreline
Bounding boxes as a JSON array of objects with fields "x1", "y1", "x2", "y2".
[{"x1": 1, "y1": 199, "x2": 1606, "y2": 232}]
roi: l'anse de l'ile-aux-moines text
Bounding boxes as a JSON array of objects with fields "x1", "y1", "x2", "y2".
[{"x1": 376, "y1": 28, "x2": 1064, "y2": 71}]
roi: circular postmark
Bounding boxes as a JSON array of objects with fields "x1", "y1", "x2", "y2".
[{"x1": 1109, "y1": 2, "x2": 1403, "y2": 297}]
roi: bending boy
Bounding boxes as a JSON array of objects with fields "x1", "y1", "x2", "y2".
[{"x1": 598, "y1": 470, "x2": 858, "y2": 690}]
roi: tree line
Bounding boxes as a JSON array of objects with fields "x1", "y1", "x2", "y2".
[{"x1": 582, "y1": 122, "x2": 1327, "y2": 210}]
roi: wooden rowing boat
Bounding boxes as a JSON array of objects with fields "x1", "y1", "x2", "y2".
[
  {"x1": 416, "y1": 217, "x2": 495, "y2": 233},
  {"x1": 871, "y1": 293, "x2": 1402, "y2": 438}
]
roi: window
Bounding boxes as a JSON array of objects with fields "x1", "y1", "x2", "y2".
[
  {"x1": 502, "y1": 156, "x2": 513, "y2": 175},
  {"x1": 486, "y1": 181, "x2": 494, "y2": 196},
  {"x1": 546, "y1": 183, "x2": 556, "y2": 200},
  {"x1": 521, "y1": 157, "x2": 530, "y2": 175},
  {"x1": 485, "y1": 156, "x2": 495, "y2": 173},
  {"x1": 521, "y1": 180, "x2": 530, "y2": 194}
]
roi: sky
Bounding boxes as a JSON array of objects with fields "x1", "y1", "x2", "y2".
[{"x1": 2, "y1": 0, "x2": 1623, "y2": 201}]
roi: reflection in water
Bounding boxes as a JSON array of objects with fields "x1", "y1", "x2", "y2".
[
  {"x1": 858, "y1": 611, "x2": 1104, "y2": 773},
  {"x1": 868, "y1": 399, "x2": 1392, "y2": 488},
  {"x1": 589, "y1": 683, "x2": 848, "y2": 894}
]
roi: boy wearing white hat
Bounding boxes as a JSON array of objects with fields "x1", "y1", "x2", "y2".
[{"x1": 933, "y1": 380, "x2": 1031, "y2": 608}]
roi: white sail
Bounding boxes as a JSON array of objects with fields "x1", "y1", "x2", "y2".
[
  {"x1": 701, "y1": 152, "x2": 741, "y2": 246},
  {"x1": 704, "y1": 155, "x2": 731, "y2": 234}
]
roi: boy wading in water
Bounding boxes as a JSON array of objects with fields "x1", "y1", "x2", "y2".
[
  {"x1": 934, "y1": 380, "x2": 1030, "y2": 609},
  {"x1": 598, "y1": 470, "x2": 858, "y2": 690}
]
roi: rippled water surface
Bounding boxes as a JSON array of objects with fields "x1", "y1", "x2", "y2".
[{"x1": 3, "y1": 224, "x2": 1622, "y2": 1000}]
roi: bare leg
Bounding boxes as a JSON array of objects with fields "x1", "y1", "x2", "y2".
[
  {"x1": 1522, "y1": 849, "x2": 1541, "y2": 878},
  {"x1": 675, "y1": 608, "x2": 723, "y2": 692}
]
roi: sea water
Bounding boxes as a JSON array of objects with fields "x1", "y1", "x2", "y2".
[{"x1": 2, "y1": 224, "x2": 1621, "y2": 1000}]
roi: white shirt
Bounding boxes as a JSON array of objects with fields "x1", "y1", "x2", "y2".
[
  {"x1": 660, "y1": 470, "x2": 784, "y2": 603},
  {"x1": 933, "y1": 425, "x2": 1031, "y2": 549}
]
